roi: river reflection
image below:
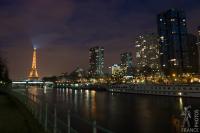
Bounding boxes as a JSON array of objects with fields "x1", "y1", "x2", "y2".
[
  {"x1": 179, "y1": 97, "x2": 183, "y2": 111},
  {"x1": 25, "y1": 86, "x2": 199, "y2": 133},
  {"x1": 27, "y1": 86, "x2": 42, "y2": 102}
]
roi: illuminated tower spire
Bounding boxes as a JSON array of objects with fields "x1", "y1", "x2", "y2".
[{"x1": 29, "y1": 48, "x2": 39, "y2": 80}]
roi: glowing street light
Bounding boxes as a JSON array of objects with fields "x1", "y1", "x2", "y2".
[{"x1": 172, "y1": 73, "x2": 176, "y2": 77}]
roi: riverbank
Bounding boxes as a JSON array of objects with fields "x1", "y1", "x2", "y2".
[
  {"x1": 0, "y1": 92, "x2": 45, "y2": 133},
  {"x1": 107, "y1": 84, "x2": 200, "y2": 97}
]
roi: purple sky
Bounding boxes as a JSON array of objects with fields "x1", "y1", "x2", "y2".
[{"x1": 0, "y1": 0, "x2": 200, "y2": 80}]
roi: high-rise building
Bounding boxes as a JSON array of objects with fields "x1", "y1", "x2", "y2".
[
  {"x1": 187, "y1": 34, "x2": 198, "y2": 73},
  {"x1": 120, "y1": 52, "x2": 133, "y2": 67},
  {"x1": 89, "y1": 46, "x2": 104, "y2": 77},
  {"x1": 157, "y1": 9, "x2": 189, "y2": 75},
  {"x1": 198, "y1": 26, "x2": 200, "y2": 39},
  {"x1": 110, "y1": 64, "x2": 123, "y2": 77},
  {"x1": 120, "y1": 52, "x2": 133, "y2": 76},
  {"x1": 197, "y1": 26, "x2": 200, "y2": 73},
  {"x1": 135, "y1": 33, "x2": 160, "y2": 75}
]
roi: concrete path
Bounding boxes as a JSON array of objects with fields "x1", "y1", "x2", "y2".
[{"x1": 0, "y1": 92, "x2": 45, "y2": 133}]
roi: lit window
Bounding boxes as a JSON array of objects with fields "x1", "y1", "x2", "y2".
[
  {"x1": 171, "y1": 19, "x2": 175, "y2": 22},
  {"x1": 170, "y1": 59, "x2": 176, "y2": 62},
  {"x1": 136, "y1": 52, "x2": 140, "y2": 57},
  {"x1": 160, "y1": 36, "x2": 164, "y2": 40}
]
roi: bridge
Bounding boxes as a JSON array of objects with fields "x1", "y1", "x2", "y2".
[{"x1": 12, "y1": 81, "x2": 54, "y2": 88}]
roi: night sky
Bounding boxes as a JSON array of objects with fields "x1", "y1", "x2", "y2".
[{"x1": 0, "y1": 0, "x2": 200, "y2": 80}]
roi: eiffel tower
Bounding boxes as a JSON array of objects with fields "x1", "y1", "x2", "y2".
[{"x1": 28, "y1": 48, "x2": 39, "y2": 80}]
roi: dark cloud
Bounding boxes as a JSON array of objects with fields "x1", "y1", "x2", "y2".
[{"x1": 0, "y1": 0, "x2": 199, "y2": 79}]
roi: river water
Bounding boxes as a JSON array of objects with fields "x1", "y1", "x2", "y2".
[{"x1": 26, "y1": 86, "x2": 200, "y2": 133}]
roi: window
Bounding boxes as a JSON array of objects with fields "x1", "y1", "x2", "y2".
[{"x1": 171, "y1": 18, "x2": 175, "y2": 22}]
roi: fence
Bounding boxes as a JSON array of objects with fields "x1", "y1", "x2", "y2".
[{"x1": 9, "y1": 88, "x2": 113, "y2": 133}]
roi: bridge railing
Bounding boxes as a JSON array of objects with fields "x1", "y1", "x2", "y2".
[{"x1": 10, "y1": 88, "x2": 114, "y2": 133}]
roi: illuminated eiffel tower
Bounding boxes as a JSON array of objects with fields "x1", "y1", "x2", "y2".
[{"x1": 28, "y1": 48, "x2": 39, "y2": 80}]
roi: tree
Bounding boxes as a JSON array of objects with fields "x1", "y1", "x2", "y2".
[{"x1": 0, "y1": 56, "x2": 10, "y2": 83}]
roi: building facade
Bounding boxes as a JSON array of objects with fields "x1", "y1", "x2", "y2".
[
  {"x1": 197, "y1": 26, "x2": 200, "y2": 73},
  {"x1": 89, "y1": 46, "x2": 104, "y2": 77},
  {"x1": 187, "y1": 34, "x2": 198, "y2": 73},
  {"x1": 110, "y1": 64, "x2": 123, "y2": 77},
  {"x1": 120, "y1": 52, "x2": 133, "y2": 76},
  {"x1": 157, "y1": 9, "x2": 189, "y2": 75},
  {"x1": 198, "y1": 26, "x2": 200, "y2": 38},
  {"x1": 135, "y1": 33, "x2": 160, "y2": 75}
]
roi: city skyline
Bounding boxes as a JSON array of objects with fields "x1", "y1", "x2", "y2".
[
  {"x1": 1, "y1": 1, "x2": 200, "y2": 133},
  {"x1": 0, "y1": 0, "x2": 200, "y2": 80}
]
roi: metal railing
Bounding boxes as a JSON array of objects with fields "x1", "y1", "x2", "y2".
[{"x1": 9, "y1": 88, "x2": 114, "y2": 133}]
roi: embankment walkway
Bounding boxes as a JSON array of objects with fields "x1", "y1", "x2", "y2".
[{"x1": 0, "y1": 92, "x2": 45, "y2": 133}]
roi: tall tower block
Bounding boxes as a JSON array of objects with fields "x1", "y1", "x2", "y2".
[
  {"x1": 157, "y1": 9, "x2": 188, "y2": 75},
  {"x1": 29, "y1": 48, "x2": 39, "y2": 80}
]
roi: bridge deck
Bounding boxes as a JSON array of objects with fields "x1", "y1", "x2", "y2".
[{"x1": 0, "y1": 92, "x2": 45, "y2": 133}]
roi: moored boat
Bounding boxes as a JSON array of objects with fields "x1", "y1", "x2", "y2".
[{"x1": 107, "y1": 84, "x2": 200, "y2": 97}]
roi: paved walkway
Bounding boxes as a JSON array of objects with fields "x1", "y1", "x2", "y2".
[{"x1": 0, "y1": 92, "x2": 45, "y2": 133}]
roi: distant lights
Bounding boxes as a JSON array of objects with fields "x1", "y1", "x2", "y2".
[
  {"x1": 170, "y1": 59, "x2": 176, "y2": 62},
  {"x1": 178, "y1": 92, "x2": 182, "y2": 96},
  {"x1": 170, "y1": 18, "x2": 175, "y2": 22},
  {"x1": 172, "y1": 73, "x2": 176, "y2": 77},
  {"x1": 172, "y1": 31, "x2": 176, "y2": 34},
  {"x1": 160, "y1": 36, "x2": 164, "y2": 40}
]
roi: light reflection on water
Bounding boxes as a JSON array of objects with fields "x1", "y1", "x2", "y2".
[
  {"x1": 25, "y1": 86, "x2": 199, "y2": 133},
  {"x1": 27, "y1": 86, "x2": 41, "y2": 102},
  {"x1": 179, "y1": 97, "x2": 183, "y2": 111}
]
